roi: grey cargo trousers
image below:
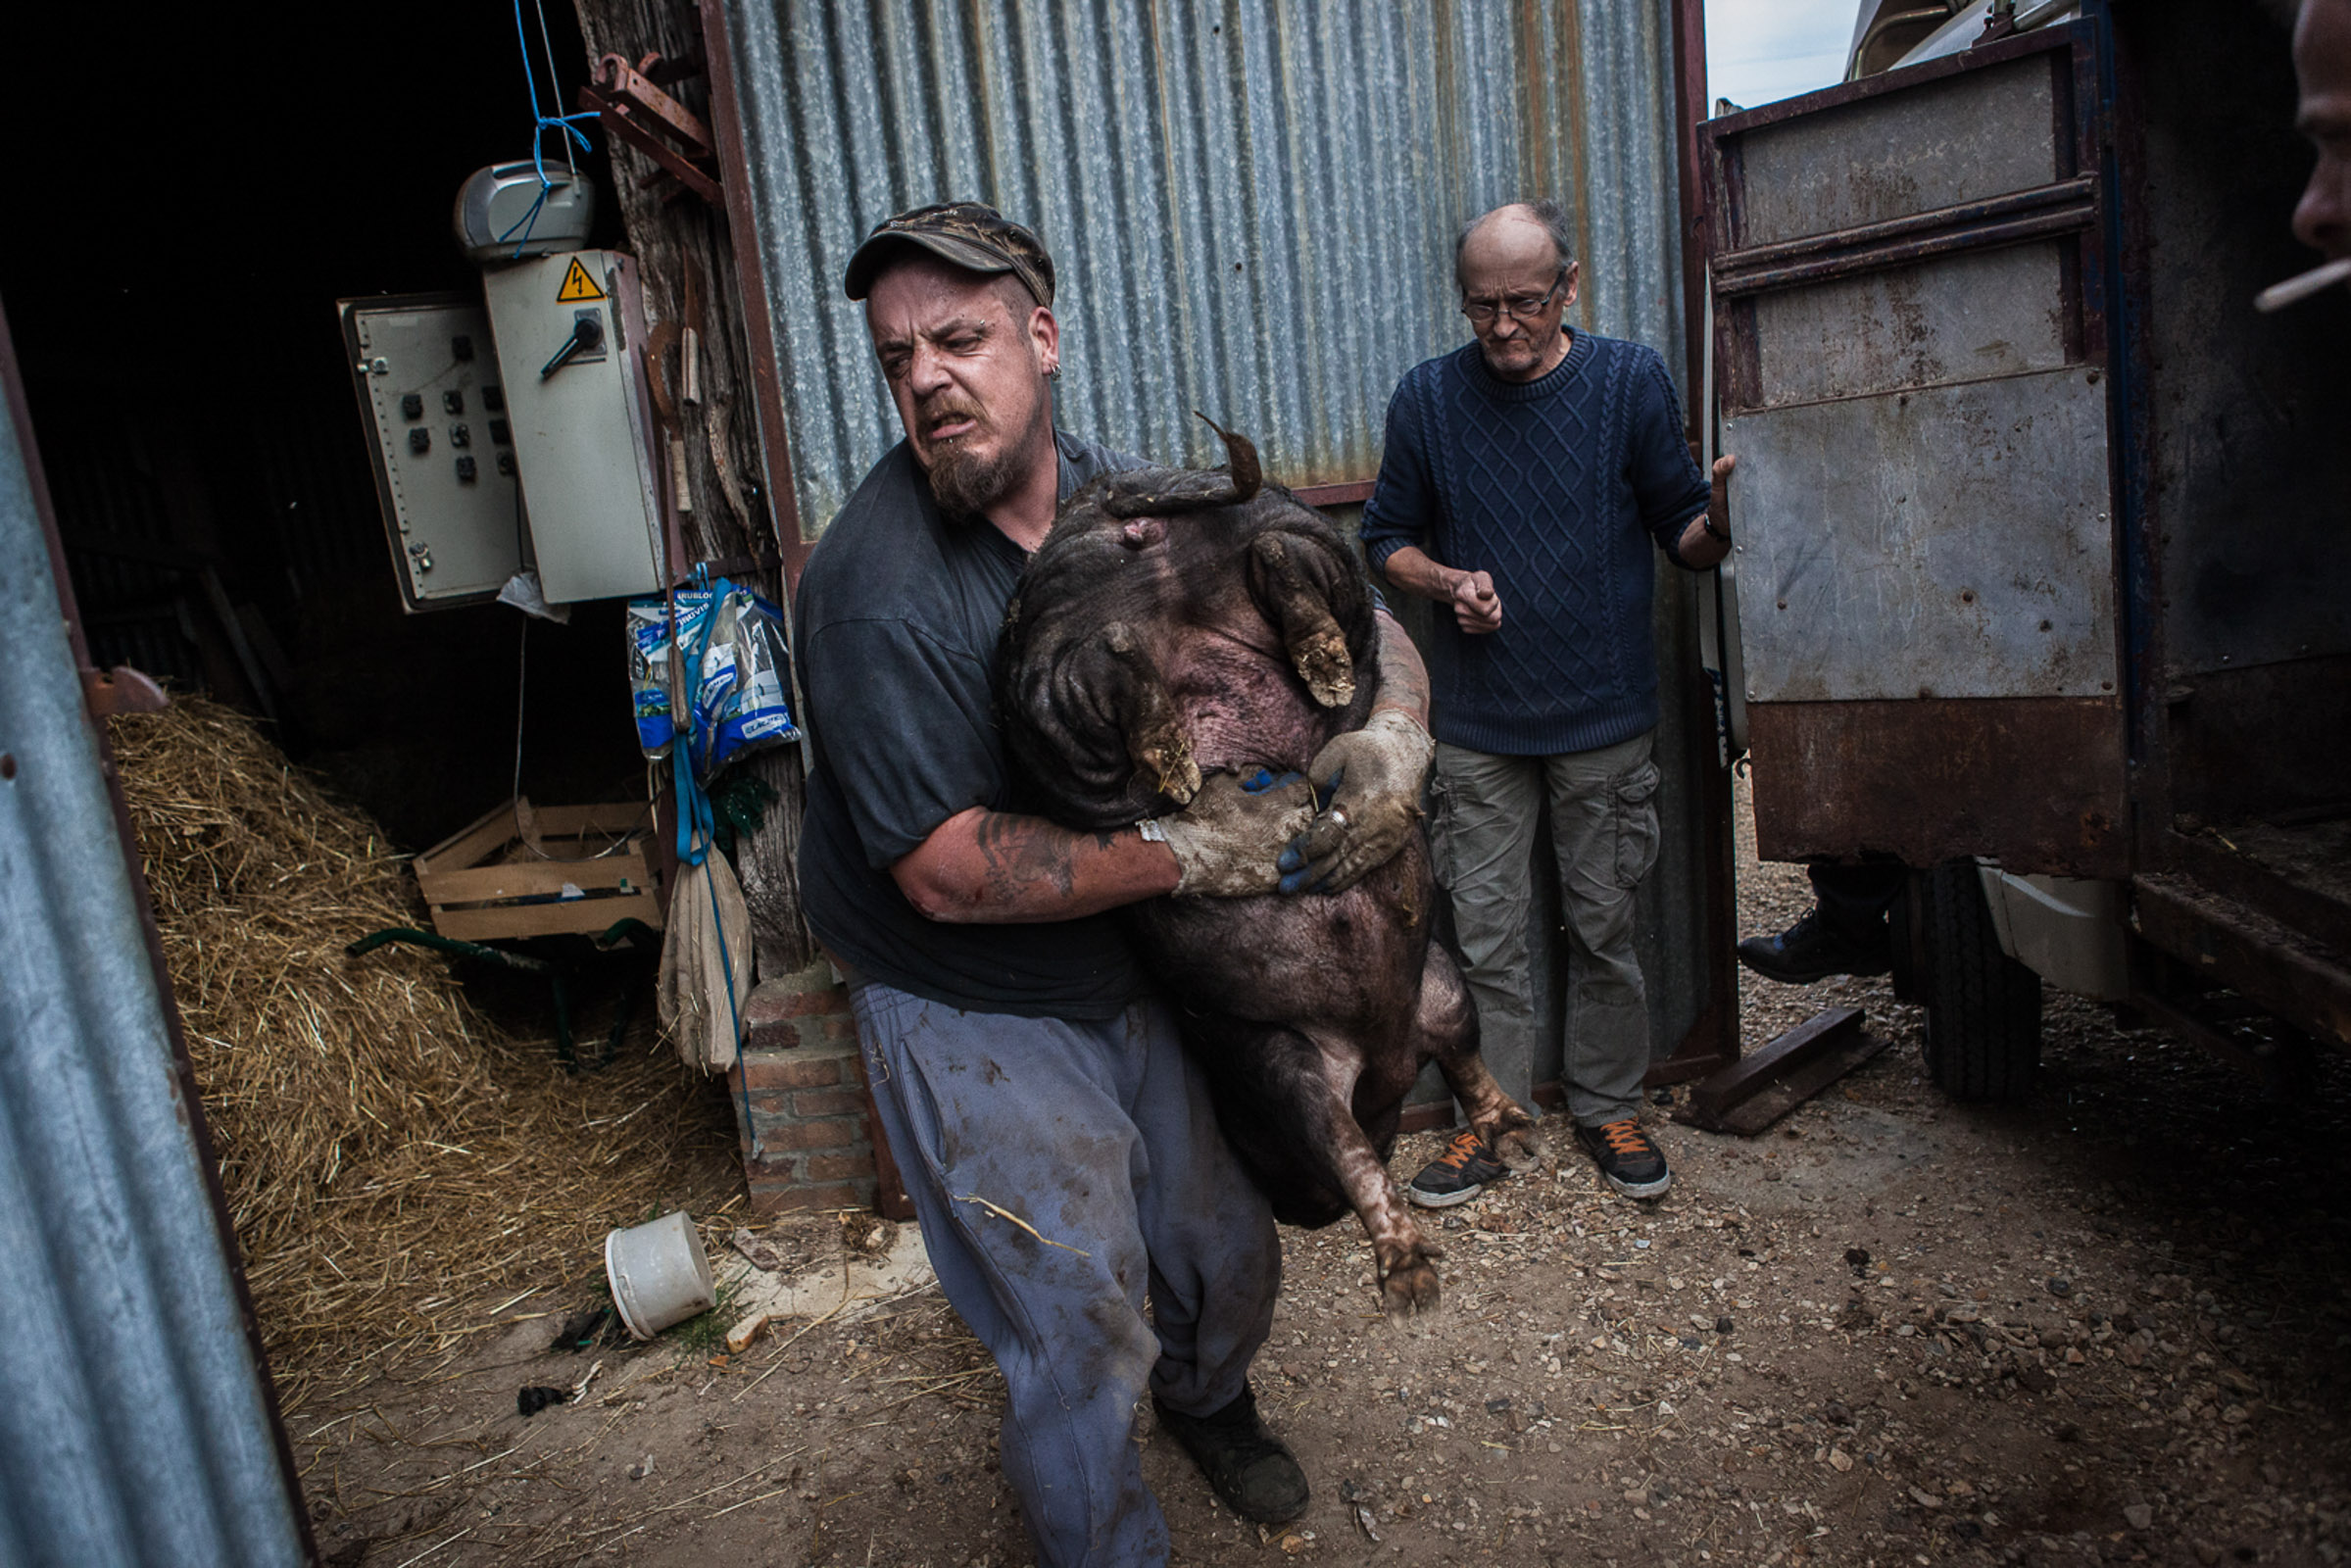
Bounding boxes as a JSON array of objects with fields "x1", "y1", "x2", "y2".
[
  {"x1": 1431, "y1": 729, "x2": 1662, "y2": 1124},
  {"x1": 851, "y1": 982, "x2": 1281, "y2": 1568}
]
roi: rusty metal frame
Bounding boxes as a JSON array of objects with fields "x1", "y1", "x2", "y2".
[
  {"x1": 698, "y1": 0, "x2": 812, "y2": 591},
  {"x1": 1698, "y1": 20, "x2": 2132, "y2": 881},
  {"x1": 1704, "y1": 24, "x2": 2111, "y2": 418},
  {"x1": 2158, "y1": 830, "x2": 2351, "y2": 968},
  {"x1": 1712, "y1": 188, "x2": 2097, "y2": 297},
  {"x1": 2132, "y1": 873, "x2": 2351, "y2": 1052},
  {"x1": 578, "y1": 82, "x2": 723, "y2": 207},
  {"x1": 1655, "y1": 0, "x2": 1742, "y2": 1085},
  {"x1": 2099, "y1": 0, "x2": 2172, "y2": 877},
  {"x1": 1293, "y1": 479, "x2": 1374, "y2": 508},
  {"x1": 1702, "y1": 23, "x2": 2090, "y2": 140}
]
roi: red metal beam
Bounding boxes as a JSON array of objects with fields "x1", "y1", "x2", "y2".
[
  {"x1": 699, "y1": 0, "x2": 813, "y2": 592},
  {"x1": 1671, "y1": 0, "x2": 1710, "y2": 433},
  {"x1": 1294, "y1": 479, "x2": 1375, "y2": 508},
  {"x1": 1667, "y1": 0, "x2": 1743, "y2": 1075},
  {"x1": 578, "y1": 82, "x2": 723, "y2": 207},
  {"x1": 592, "y1": 51, "x2": 714, "y2": 155}
]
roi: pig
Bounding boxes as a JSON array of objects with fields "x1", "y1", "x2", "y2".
[{"x1": 997, "y1": 421, "x2": 1542, "y2": 1320}]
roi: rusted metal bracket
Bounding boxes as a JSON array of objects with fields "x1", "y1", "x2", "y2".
[
  {"x1": 1675, "y1": 1006, "x2": 1890, "y2": 1136},
  {"x1": 579, "y1": 52, "x2": 722, "y2": 208},
  {"x1": 2132, "y1": 872, "x2": 2351, "y2": 1051},
  {"x1": 80, "y1": 664, "x2": 170, "y2": 719},
  {"x1": 1292, "y1": 479, "x2": 1375, "y2": 509}
]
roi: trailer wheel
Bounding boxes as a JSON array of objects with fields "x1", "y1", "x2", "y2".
[{"x1": 1920, "y1": 859, "x2": 2042, "y2": 1102}]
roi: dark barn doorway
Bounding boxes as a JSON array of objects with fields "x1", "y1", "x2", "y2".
[{"x1": 2, "y1": 5, "x2": 650, "y2": 849}]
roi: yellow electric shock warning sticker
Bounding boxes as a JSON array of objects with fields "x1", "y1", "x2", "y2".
[{"x1": 557, "y1": 258, "x2": 606, "y2": 303}]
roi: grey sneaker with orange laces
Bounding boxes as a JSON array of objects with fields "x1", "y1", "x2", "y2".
[
  {"x1": 1575, "y1": 1118, "x2": 1671, "y2": 1200},
  {"x1": 1405, "y1": 1128, "x2": 1511, "y2": 1208}
]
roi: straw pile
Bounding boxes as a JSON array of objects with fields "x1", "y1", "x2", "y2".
[{"x1": 110, "y1": 699, "x2": 739, "y2": 1406}]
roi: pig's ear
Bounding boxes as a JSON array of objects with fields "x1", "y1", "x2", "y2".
[
  {"x1": 1102, "y1": 416, "x2": 1264, "y2": 518},
  {"x1": 1191, "y1": 412, "x2": 1261, "y2": 501},
  {"x1": 1001, "y1": 617, "x2": 1199, "y2": 817}
]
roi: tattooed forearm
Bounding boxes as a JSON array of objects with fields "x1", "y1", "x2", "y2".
[
  {"x1": 973, "y1": 812, "x2": 1081, "y2": 902},
  {"x1": 894, "y1": 806, "x2": 1181, "y2": 922}
]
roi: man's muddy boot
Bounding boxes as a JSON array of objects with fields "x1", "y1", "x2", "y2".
[{"x1": 1152, "y1": 1385, "x2": 1309, "y2": 1524}]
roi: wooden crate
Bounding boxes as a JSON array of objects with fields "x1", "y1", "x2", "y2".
[{"x1": 413, "y1": 800, "x2": 664, "y2": 942}]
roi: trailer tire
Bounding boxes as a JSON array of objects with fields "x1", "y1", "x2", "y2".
[{"x1": 1921, "y1": 859, "x2": 2041, "y2": 1102}]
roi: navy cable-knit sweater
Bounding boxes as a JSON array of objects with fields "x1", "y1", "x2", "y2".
[{"x1": 1358, "y1": 332, "x2": 1711, "y2": 757}]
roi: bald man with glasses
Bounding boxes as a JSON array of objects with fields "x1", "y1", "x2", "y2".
[{"x1": 1359, "y1": 199, "x2": 1734, "y2": 1207}]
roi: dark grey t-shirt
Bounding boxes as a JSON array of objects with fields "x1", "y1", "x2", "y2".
[{"x1": 793, "y1": 431, "x2": 1145, "y2": 1018}]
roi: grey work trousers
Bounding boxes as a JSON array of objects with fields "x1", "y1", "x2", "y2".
[
  {"x1": 850, "y1": 982, "x2": 1282, "y2": 1568},
  {"x1": 1431, "y1": 730, "x2": 1662, "y2": 1125}
]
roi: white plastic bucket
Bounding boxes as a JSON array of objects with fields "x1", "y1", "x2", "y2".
[{"x1": 605, "y1": 1210, "x2": 716, "y2": 1340}]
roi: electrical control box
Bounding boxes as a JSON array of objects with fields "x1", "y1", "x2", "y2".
[
  {"x1": 481, "y1": 250, "x2": 664, "y2": 604},
  {"x1": 339, "y1": 294, "x2": 528, "y2": 612}
]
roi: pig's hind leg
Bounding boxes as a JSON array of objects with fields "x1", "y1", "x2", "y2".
[
  {"x1": 1418, "y1": 939, "x2": 1544, "y2": 1172},
  {"x1": 1194, "y1": 1019, "x2": 1445, "y2": 1322}
]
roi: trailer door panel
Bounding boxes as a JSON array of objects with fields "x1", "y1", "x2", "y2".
[{"x1": 1703, "y1": 25, "x2": 2127, "y2": 878}]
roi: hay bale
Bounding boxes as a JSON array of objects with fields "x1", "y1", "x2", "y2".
[{"x1": 110, "y1": 699, "x2": 739, "y2": 1405}]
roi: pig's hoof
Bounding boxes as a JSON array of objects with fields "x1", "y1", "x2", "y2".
[
  {"x1": 1139, "y1": 737, "x2": 1200, "y2": 806},
  {"x1": 1381, "y1": 1258, "x2": 1443, "y2": 1321},
  {"x1": 1490, "y1": 1123, "x2": 1544, "y2": 1173},
  {"x1": 1296, "y1": 633, "x2": 1355, "y2": 709}
]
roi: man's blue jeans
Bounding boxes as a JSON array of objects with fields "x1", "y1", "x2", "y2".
[{"x1": 850, "y1": 983, "x2": 1281, "y2": 1568}]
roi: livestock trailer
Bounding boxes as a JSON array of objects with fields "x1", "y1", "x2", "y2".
[{"x1": 1700, "y1": 0, "x2": 2351, "y2": 1098}]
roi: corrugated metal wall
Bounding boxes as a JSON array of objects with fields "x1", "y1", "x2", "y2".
[
  {"x1": 717, "y1": 0, "x2": 1716, "y2": 1098},
  {"x1": 720, "y1": 0, "x2": 1689, "y2": 537},
  {"x1": 0, "y1": 343, "x2": 305, "y2": 1562}
]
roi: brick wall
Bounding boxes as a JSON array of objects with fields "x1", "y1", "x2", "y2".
[{"x1": 727, "y1": 961, "x2": 877, "y2": 1212}]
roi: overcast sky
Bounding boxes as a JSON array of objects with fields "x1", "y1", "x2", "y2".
[{"x1": 1705, "y1": 0, "x2": 1862, "y2": 112}]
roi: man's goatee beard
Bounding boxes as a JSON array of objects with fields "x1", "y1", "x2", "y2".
[
  {"x1": 925, "y1": 400, "x2": 1052, "y2": 522},
  {"x1": 927, "y1": 439, "x2": 1025, "y2": 520}
]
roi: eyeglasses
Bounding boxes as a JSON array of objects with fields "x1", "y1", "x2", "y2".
[{"x1": 1460, "y1": 282, "x2": 1563, "y2": 326}]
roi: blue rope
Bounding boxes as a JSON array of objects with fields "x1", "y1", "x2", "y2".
[{"x1": 506, "y1": 0, "x2": 599, "y2": 258}]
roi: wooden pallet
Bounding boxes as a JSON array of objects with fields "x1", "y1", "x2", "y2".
[{"x1": 413, "y1": 799, "x2": 663, "y2": 942}]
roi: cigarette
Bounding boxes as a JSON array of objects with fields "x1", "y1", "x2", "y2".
[{"x1": 2255, "y1": 256, "x2": 2351, "y2": 314}]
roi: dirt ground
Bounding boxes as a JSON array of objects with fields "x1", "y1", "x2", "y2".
[{"x1": 301, "y1": 780, "x2": 2351, "y2": 1568}]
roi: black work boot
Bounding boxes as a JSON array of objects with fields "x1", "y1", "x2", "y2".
[
  {"x1": 1736, "y1": 907, "x2": 1891, "y2": 985},
  {"x1": 1151, "y1": 1384, "x2": 1309, "y2": 1524}
]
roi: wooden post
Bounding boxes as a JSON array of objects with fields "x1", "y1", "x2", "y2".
[{"x1": 568, "y1": 0, "x2": 811, "y2": 977}]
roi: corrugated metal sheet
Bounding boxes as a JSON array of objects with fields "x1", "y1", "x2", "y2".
[
  {"x1": 0, "y1": 350, "x2": 304, "y2": 1561},
  {"x1": 718, "y1": 0, "x2": 1715, "y2": 1096},
  {"x1": 720, "y1": 0, "x2": 1689, "y2": 538}
]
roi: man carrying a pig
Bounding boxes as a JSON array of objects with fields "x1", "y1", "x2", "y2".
[
  {"x1": 791, "y1": 202, "x2": 1435, "y2": 1568},
  {"x1": 1361, "y1": 200, "x2": 1735, "y2": 1207}
]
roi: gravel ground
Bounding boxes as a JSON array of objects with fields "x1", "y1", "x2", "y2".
[{"x1": 305, "y1": 777, "x2": 2351, "y2": 1567}]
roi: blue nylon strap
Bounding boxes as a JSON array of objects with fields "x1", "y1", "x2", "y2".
[{"x1": 669, "y1": 574, "x2": 734, "y2": 867}]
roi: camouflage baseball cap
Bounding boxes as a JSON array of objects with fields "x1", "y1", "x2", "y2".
[{"x1": 843, "y1": 201, "x2": 1055, "y2": 309}]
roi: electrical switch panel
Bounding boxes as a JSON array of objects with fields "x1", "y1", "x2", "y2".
[
  {"x1": 480, "y1": 250, "x2": 663, "y2": 604},
  {"x1": 340, "y1": 293, "x2": 526, "y2": 612}
]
